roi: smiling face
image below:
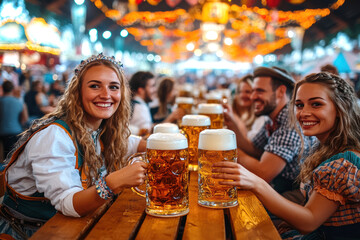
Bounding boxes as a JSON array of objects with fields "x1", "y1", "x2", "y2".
[
  {"x1": 251, "y1": 76, "x2": 277, "y2": 116},
  {"x1": 235, "y1": 81, "x2": 253, "y2": 108},
  {"x1": 295, "y1": 83, "x2": 337, "y2": 143},
  {"x1": 81, "y1": 65, "x2": 121, "y2": 130}
]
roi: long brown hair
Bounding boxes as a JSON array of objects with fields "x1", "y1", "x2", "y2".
[
  {"x1": 16, "y1": 58, "x2": 131, "y2": 187},
  {"x1": 155, "y1": 77, "x2": 175, "y2": 119},
  {"x1": 289, "y1": 72, "x2": 360, "y2": 182}
]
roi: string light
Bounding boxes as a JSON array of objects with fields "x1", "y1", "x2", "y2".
[{"x1": 89, "y1": 0, "x2": 346, "y2": 63}]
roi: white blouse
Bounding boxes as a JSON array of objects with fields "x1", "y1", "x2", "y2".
[{"x1": 6, "y1": 125, "x2": 141, "y2": 217}]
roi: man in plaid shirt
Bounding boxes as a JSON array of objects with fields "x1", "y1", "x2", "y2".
[{"x1": 225, "y1": 66, "x2": 315, "y2": 196}]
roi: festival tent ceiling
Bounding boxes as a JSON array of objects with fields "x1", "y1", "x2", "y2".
[{"x1": 25, "y1": 0, "x2": 360, "y2": 63}]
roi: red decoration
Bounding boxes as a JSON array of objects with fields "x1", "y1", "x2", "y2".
[
  {"x1": 267, "y1": 0, "x2": 281, "y2": 8},
  {"x1": 241, "y1": 0, "x2": 255, "y2": 7}
]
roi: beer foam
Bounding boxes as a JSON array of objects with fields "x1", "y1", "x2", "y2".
[
  {"x1": 182, "y1": 83, "x2": 193, "y2": 92},
  {"x1": 198, "y1": 129, "x2": 236, "y2": 150},
  {"x1": 198, "y1": 103, "x2": 223, "y2": 114},
  {"x1": 181, "y1": 115, "x2": 211, "y2": 126},
  {"x1": 147, "y1": 133, "x2": 188, "y2": 150},
  {"x1": 175, "y1": 97, "x2": 194, "y2": 104},
  {"x1": 205, "y1": 91, "x2": 222, "y2": 100},
  {"x1": 153, "y1": 123, "x2": 179, "y2": 133}
]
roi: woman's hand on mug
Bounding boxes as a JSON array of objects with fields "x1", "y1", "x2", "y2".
[
  {"x1": 107, "y1": 161, "x2": 147, "y2": 194},
  {"x1": 212, "y1": 161, "x2": 260, "y2": 190}
]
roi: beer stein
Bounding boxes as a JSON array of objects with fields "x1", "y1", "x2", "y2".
[
  {"x1": 197, "y1": 103, "x2": 224, "y2": 129},
  {"x1": 153, "y1": 123, "x2": 179, "y2": 133},
  {"x1": 198, "y1": 129, "x2": 238, "y2": 208},
  {"x1": 179, "y1": 83, "x2": 193, "y2": 98},
  {"x1": 129, "y1": 133, "x2": 189, "y2": 217},
  {"x1": 175, "y1": 97, "x2": 194, "y2": 126},
  {"x1": 205, "y1": 91, "x2": 222, "y2": 104},
  {"x1": 181, "y1": 115, "x2": 211, "y2": 171},
  {"x1": 175, "y1": 97, "x2": 194, "y2": 115},
  {"x1": 218, "y1": 89, "x2": 231, "y2": 104}
]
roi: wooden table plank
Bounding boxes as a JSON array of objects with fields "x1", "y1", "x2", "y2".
[
  {"x1": 85, "y1": 188, "x2": 146, "y2": 239},
  {"x1": 135, "y1": 215, "x2": 181, "y2": 240},
  {"x1": 183, "y1": 171, "x2": 226, "y2": 240},
  {"x1": 31, "y1": 172, "x2": 281, "y2": 240},
  {"x1": 30, "y1": 200, "x2": 112, "y2": 240},
  {"x1": 229, "y1": 190, "x2": 281, "y2": 240}
]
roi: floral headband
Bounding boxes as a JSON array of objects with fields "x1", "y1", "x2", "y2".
[{"x1": 74, "y1": 53, "x2": 124, "y2": 76}]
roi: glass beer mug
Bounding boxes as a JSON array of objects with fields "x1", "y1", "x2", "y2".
[
  {"x1": 129, "y1": 133, "x2": 189, "y2": 217},
  {"x1": 181, "y1": 115, "x2": 210, "y2": 171},
  {"x1": 205, "y1": 91, "x2": 222, "y2": 104},
  {"x1": 198, "y1": 129, "x2": 238, "y2": 208},
  {"x1": 175, "y1": 97, "x2": 194, "y2": 115},
  {"x1": 197, "y1": 103, "x2": 224, "y2": 129},
  {"x1": 153, "y1": 123, "x2": 179, "y2": 133}
]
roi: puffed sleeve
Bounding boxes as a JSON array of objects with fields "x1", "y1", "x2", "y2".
[
  {"x1": 27, "y1": 125, "x2": 83, "y2": 217},
  {"x1": 125, "y1": 135, "x2": 141, "y2": 159},
  {"x1": 312, "y1": 151, "x2": 360, "y2": 205}
]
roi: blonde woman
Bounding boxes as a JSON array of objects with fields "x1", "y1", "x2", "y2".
[
  {"x1": 214, "y1": 72, "x2": 360, "y2": 239},
  {"x1": 0, "y1": 54, "x2": 147, "y2": 239},
  {"x1": 229, "y1": 74, "x2": 266, "y2": 139}
]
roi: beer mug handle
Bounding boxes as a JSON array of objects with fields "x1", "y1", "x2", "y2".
[{"x1": 127, "y1": 152, "x2": 147, "y2": 198}]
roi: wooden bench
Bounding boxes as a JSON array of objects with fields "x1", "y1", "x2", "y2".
[{"x1": 31, "y1": 171, "x2": 281, "y2": 240}]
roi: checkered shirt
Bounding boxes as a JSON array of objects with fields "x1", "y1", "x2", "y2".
[{"x1": 252, "y1": 105, "x2": 317, "y2": 182}]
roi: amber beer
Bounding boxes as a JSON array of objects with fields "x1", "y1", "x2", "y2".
[
  {"x1": 198, "y1": 129, "x2": 238, "y2": 208},
  {"x1": 176, "y1": 97, "x2": 194, "y2": 114},
  {"x1": 175, "y1": 97, "x2": 194, "y2": 126},
  {"x1": 130, "y1": 133, "x2": 189, "y2": 217},
  {"x1": 153, "y1": 123, "x2": 179, "y2": 133},
  {"x1": 205, "y1": 91, "x2": 222, "y2": 104},
  {"x1": 181, "y1": 115, "x2": 211, "y2": 171},
  {"x1": 197, "y1": 103, "x2": 224, "y2": 129},
  {"x1": 179, "y1": 84, "x2": 193, "y2": 97}
]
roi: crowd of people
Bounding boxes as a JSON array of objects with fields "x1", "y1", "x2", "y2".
[{"x1": 0, "y1": 54, "x2": 359, "y2": 239}]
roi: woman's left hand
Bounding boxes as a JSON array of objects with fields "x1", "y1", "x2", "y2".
[{"x1": 212, "y1": 161, "x2": 261, "y2": 190}]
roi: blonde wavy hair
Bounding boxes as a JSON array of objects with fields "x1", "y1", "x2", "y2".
[
  {"x1": 289, "y1": 72, "x2": 360, "y2": 182},
  {"x1": 16, "y1": 59, "x2": 131, "y2": 187}
]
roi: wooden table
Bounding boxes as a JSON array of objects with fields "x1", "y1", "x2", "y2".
[{"x1": 31, "y1": 171, "x2": 281, "y2": 240}]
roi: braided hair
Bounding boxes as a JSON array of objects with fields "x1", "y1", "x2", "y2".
[{"x1": 289, "y1": 72, "x2": 360, "y2": 182}]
